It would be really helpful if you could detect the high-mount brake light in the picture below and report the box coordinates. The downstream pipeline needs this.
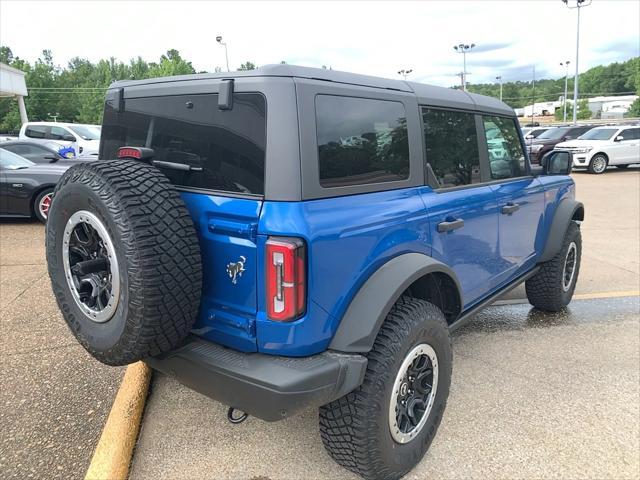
[117,147,142,159]
[266,237,306,322]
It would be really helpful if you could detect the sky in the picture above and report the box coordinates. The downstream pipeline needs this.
[1,0,639,88]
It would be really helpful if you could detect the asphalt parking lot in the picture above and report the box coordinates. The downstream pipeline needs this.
[1,167,638,479]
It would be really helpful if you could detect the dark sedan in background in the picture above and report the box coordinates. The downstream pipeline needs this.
[0,140,65,163]
[0,148,71,223]
[527,125,595,164]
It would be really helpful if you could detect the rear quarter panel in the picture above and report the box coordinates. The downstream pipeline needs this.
[256,187,430,355]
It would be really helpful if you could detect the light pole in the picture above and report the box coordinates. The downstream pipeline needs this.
[398,69,413,80]
[453,43,475,91]
[495,76,503,101]
[560,60,571,122]
[216,35,230,71]
[562,0,592,124]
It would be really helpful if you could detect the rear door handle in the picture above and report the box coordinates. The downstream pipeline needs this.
[437,218,464,233]
[501,203,520,215]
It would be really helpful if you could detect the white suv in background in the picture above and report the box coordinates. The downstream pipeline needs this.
[18,122,101,157]
[555,125,640,174]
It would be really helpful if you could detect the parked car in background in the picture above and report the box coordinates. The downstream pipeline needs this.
[555,125,640,174]
[0,141,65,163]
[18,122,101,157]
[527,125,594,164]
[522,126,551,143]
[0,148,75,222]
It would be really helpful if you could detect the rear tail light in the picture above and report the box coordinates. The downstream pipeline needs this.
[266,237,306,321]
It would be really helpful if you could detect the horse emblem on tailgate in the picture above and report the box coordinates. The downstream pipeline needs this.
[226,256,246,285]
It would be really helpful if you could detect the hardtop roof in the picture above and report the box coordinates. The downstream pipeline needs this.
[109,64,514,116]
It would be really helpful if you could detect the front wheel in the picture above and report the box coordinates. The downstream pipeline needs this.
[588,154,608,174]
[526,221,581,311]
[319,297,452,480]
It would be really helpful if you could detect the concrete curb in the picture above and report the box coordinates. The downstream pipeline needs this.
[85,362,151,480]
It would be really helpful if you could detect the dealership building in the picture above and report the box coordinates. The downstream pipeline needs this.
[0,62,28,123]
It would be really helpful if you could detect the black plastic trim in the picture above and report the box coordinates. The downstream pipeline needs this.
[145,337,367,422]
[449,266,540,332]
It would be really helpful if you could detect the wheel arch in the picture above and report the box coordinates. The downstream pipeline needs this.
[539,198,584,262]
[328,253,462,353]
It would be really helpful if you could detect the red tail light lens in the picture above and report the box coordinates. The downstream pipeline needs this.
[117,147,142,159]
[266,237,306,321]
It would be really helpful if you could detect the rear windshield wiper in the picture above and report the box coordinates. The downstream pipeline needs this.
[151,160,203,172]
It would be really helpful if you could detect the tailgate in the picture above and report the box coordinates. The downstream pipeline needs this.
[181,192,262,352]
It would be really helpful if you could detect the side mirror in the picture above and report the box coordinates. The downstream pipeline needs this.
[615,135,624,142]
[525,134,533,140]
[62,134,76,142]
[541,151,572,175]
[44,154,59,163]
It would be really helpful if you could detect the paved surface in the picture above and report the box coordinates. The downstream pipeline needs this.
[131,297,640,480]
[131,168,640,479]
[0,219,124,479]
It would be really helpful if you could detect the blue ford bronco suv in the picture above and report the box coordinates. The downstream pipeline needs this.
[46,65,583,479]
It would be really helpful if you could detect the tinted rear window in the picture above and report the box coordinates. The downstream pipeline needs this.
[316,95,410,188]
[101,93,266,195]
[25,125,48,139]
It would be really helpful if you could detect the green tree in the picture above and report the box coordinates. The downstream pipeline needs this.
[628,98,640,117]
[237,61,256,71]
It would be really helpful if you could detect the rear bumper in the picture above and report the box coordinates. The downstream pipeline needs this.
[145,337,368,421]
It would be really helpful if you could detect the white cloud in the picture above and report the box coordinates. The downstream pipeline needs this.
[1,0,638,88]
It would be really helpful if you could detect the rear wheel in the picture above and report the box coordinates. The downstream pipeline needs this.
[34,188,54,223]
[319,297,451,480]
[588,154,608,174]
[46,160,202,366]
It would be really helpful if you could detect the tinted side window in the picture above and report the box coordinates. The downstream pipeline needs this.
[482,116,526,180]
[316,95,409,188]
[623,128,639,140]
[49,126,71,140]
[101,93,266,195]
[25,125,47,139]
[423,108,480,188]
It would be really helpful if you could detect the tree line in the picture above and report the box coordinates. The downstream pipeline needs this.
[0,46,638,133]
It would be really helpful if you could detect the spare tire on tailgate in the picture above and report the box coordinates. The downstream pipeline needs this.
[46,160,202,366]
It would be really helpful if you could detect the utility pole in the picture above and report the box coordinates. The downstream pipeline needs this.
[560,60,571,122]
[496,76,503,101]
[216,35,230,71]
[562,0,592,124]
[531,65,536,125]
[453,43,475,91]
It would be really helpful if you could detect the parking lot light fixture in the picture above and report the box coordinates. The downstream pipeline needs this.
[454,43,475,91]
[562,0,592,124]
[560,60,571,122]
[398,69,413,80]
[216,35,230,72]
[496,76,503,101]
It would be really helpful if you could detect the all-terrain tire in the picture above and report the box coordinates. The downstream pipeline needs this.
[319,297,452,480]
[46,160,202,366]
[525,221,581,312]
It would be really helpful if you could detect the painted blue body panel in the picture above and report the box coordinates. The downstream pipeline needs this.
[180,192,262,352]
[180,175,575,357]
[256,187,431,355]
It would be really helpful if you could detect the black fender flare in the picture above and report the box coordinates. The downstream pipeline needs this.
[328,253,462,353]
[539,198,584,262]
